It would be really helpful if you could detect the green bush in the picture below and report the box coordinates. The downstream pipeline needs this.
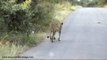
[0,0,74,57]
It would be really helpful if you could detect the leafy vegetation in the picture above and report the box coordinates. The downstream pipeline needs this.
[0,0,107,59]
[0,0,75,58]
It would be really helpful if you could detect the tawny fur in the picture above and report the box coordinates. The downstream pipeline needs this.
[48,20,63,42]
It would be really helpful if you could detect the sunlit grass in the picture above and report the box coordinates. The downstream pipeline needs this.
[53,1,74,22]
[0,44,28,59]
[21,0,31,9]
[53,2,83,22]
[54,10,71,22]
[103,5,107,8]
[0,32,46,59]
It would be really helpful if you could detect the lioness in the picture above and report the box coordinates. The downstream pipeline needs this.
[47,20,63,42]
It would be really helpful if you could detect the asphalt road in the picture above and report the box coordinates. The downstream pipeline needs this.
[21,8,107,59]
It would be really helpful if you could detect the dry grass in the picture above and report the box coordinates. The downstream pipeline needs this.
[0,44,28,59]
[0,32,46,60]
[53,1,73,22]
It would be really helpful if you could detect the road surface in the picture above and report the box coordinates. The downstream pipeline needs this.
[21,8,107,59]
